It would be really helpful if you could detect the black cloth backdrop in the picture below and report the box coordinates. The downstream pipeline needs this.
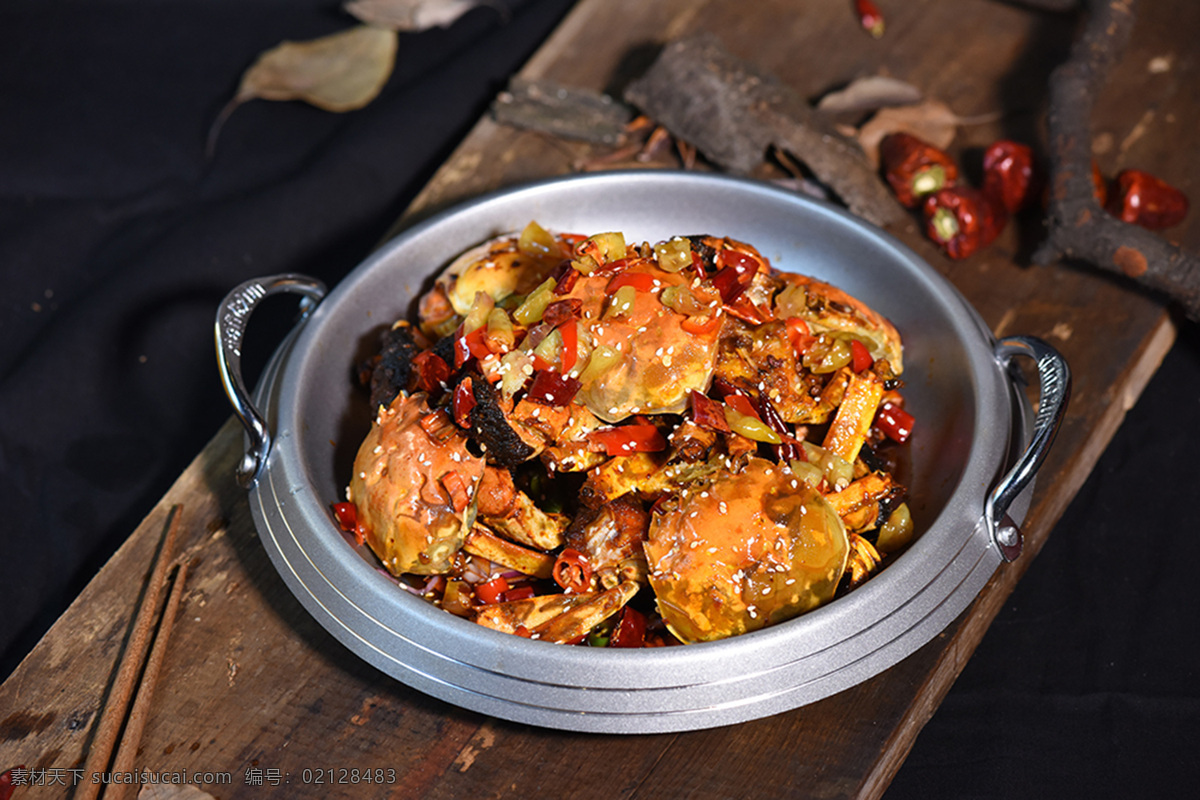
[2,2,1197,796]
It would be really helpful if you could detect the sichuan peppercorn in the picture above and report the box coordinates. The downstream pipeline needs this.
[880,132,959,208]
[982,140,1040,214]
[1106,169,1189,230]
[922,186,1006,260]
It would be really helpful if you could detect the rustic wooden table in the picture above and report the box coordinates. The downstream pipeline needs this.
[3,1,1196,797]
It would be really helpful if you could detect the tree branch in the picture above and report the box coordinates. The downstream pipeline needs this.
[1032,0,1200,320]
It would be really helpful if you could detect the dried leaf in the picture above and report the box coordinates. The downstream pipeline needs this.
[856,99,1000,167]
[235,25,398,111]
[816,76,922,114]
[345,0,500,31]
[208,25,398,155]
[137,785,217,800]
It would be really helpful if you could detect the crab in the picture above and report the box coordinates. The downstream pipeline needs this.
[343,222,914,646]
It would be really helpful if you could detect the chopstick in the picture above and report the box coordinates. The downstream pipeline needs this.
[77,505,189,800]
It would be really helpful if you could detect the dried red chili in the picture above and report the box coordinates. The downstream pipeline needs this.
[854,0,885,38]
[609,606,647,648]
[690,390,731,432]
[880,132,959,208]
[412,350,452,393]
[1092,160,1108,206]
[922,186,1006,259]
[710,249,759,304]
[1,765,24,800]
[452,379,476,428]
[1106,169,1189,230]
[982,140,1040,214]
[542,298,582,327]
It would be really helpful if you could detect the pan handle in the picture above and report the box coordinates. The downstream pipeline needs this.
[215,274,327,488]
[985,335,1071,562]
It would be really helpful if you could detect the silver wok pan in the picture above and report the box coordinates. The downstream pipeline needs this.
[216,171,1068,733]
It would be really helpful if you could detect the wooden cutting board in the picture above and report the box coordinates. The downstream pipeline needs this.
[3,0,1195,797]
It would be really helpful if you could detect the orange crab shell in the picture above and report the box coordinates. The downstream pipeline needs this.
[564,258,724,422]
[349,393,486,575]
[644,457,849,644]
[773,272,904,374]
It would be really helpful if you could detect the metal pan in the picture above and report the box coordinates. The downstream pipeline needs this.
[216,171,1068,733]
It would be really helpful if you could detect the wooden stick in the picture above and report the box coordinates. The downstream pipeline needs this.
[75,505,185,800]
[104,561,189,800]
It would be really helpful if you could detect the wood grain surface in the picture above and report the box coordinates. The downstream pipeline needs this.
[3,0,1196,797]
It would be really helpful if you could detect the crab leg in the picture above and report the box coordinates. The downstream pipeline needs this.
[474,581,639,643]
[462,524,555,579]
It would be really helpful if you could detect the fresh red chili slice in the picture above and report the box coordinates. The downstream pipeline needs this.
[454,326,491,368]
[723,392,761,421]
[1106,169,1189,230]
[606,271,660,294]
[690,390,731,432]
[476,576,510,605]
[875,401,915,443]
[412,350,452,393]
[849,339,874,373]
[553,548,593,593]
[331,501,357,532]
[785,317,816,357]
[440,470,471,513]
[679,312,722,335]
[609,606,647,648]
[558,320,578,372]
[502,585,536,602]
[527,369,581,406]
[587,423,667,455]
[691,250,708,278]
[452,379,476,428]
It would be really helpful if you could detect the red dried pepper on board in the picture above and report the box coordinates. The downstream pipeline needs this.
[855,0,885,38]
[982,140,1040,214]
[1092,160,1108,207]
[922,186,1006,260]
[880,132,959,208]
[1105,169,1189,230]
